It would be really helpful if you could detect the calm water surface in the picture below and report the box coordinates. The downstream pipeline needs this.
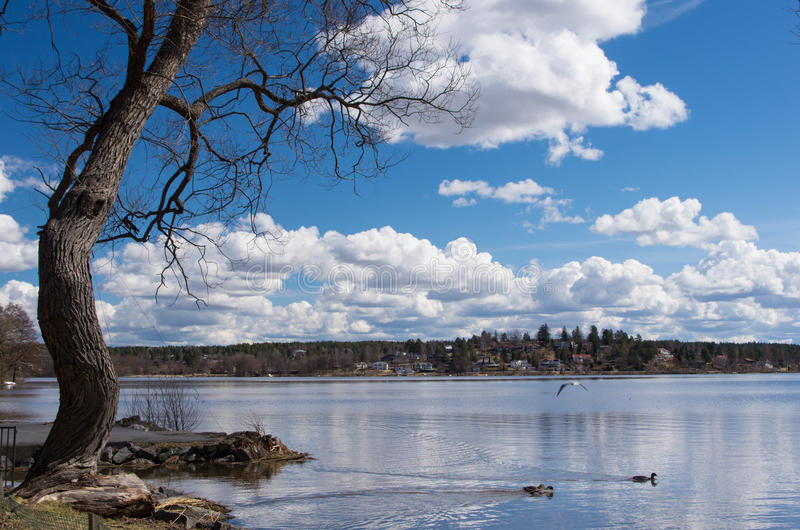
[2,374,799,528]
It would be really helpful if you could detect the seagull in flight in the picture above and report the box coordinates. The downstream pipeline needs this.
[555,381,588,397]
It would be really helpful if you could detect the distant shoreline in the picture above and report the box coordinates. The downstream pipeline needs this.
[108,368,793,379]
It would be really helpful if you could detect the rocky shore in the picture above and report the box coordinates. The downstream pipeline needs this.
[101,429,308,468]
[6,418,309,528]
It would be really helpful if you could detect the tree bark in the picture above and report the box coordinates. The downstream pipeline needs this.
[16,1,211,499]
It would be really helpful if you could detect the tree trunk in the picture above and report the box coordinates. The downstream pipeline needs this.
[16,1,211,499]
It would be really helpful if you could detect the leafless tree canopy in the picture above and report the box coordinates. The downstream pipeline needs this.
[8,0,475,289]
[0,303,41,382]
[5,1,475,497]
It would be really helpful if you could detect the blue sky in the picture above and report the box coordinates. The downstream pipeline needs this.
[1,1,799,345]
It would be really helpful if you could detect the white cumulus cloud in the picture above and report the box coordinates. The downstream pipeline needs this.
[0,214,38,272]
[382,0,688,163]
[0,158,16,201]
[0,280,39,322]
[68,212,800,345]
[591,196,758,247]
[438,178,583,229]
[452,197,477,208]
[438,179,493,198]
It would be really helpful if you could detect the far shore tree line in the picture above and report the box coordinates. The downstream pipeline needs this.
[14,321,800,378]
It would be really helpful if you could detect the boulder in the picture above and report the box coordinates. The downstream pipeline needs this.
[133,445,159,461]
[127,458,156,467]
[100,446,114,463]
[112,446,134,465]
[156,448,181,464]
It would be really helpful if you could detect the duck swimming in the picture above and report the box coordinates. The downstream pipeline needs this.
[523,484,554,497]
[630,473,658,482]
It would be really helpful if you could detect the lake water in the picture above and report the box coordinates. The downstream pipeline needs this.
[2,374,800,528]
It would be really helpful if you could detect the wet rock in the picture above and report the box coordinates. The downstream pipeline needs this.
[133,445,159,461]
[100,446,115,463]
[214,455,235,463]
[158,486,185,497]
[127,458,156,467]
[115,415,166,432]
[112,446,134,465]
[156,448,181,464]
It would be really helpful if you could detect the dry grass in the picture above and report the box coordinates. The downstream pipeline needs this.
[156,495,229,514]
[0,499,175,529]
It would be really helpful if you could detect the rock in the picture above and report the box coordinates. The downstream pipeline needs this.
[156,448,181,464]
[100,446,114,463]
[162,455,181,465]
[133,445,159,461]
[201,444,220,459]
[112,446,134,465]
[158,486,185,497]
[115,415,166,432]
[154,507,200,529]
[217,432,295,462]
[36,472,155,517]
[214,455,235,463]
[127,458,156,467]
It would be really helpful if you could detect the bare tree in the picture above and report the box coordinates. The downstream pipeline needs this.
[4,1,473,498]
[0,303,41,383]
[123,378,201,431]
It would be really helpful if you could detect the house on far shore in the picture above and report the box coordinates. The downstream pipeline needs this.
[414,362,434,372]
[572,354,592,365]
[355,361,369,371]
[291,349,306,359]
[656,348,673,362]
[540,359,562,371]
[372,361,389,371]
[510,359,532,371]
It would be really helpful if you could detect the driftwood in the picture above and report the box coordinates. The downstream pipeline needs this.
[35,472,155,517]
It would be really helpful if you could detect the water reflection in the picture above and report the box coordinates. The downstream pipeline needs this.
[136,460,301,488]
[3,375,800,528]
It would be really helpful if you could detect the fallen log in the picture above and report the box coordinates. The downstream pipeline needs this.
[35,472,155,517]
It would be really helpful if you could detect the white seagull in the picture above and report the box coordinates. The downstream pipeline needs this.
[555,381,588,397]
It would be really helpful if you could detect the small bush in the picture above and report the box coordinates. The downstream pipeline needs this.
[122,379,201,431]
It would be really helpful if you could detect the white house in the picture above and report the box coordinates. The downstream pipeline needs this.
[656,348,673,362]
[510,360,532,370]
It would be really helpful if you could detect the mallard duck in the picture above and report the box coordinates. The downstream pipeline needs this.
[523,484,554,497]
[630,473,657,482]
